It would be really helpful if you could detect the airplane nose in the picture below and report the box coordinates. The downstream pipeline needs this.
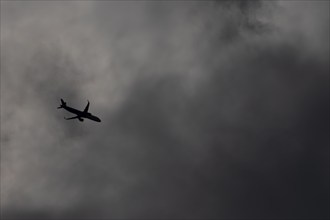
[91,115,101,122]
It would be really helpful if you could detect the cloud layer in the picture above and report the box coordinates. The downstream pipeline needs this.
[1,1,329,219]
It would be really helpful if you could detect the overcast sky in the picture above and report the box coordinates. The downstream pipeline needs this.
[1,1,329,219]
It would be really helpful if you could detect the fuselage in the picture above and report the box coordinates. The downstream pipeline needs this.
[63,106,101,122]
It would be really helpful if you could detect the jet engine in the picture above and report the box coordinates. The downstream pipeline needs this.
[79,118,84,122]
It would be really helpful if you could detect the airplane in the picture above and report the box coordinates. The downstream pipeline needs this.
[57,99,101,122]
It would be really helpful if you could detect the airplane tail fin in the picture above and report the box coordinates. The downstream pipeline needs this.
[57,99,66,109]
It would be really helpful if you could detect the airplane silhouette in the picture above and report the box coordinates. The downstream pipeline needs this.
[57,99,101,122]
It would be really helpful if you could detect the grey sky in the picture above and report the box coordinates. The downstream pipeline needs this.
[1,1,329,219]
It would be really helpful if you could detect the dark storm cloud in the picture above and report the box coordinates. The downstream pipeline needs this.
[1,1,329,220]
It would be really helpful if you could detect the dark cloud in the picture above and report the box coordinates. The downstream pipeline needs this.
[1,1,329,219]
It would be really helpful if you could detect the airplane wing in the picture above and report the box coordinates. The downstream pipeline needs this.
[83,100,90,113]
[64,116,79,120]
